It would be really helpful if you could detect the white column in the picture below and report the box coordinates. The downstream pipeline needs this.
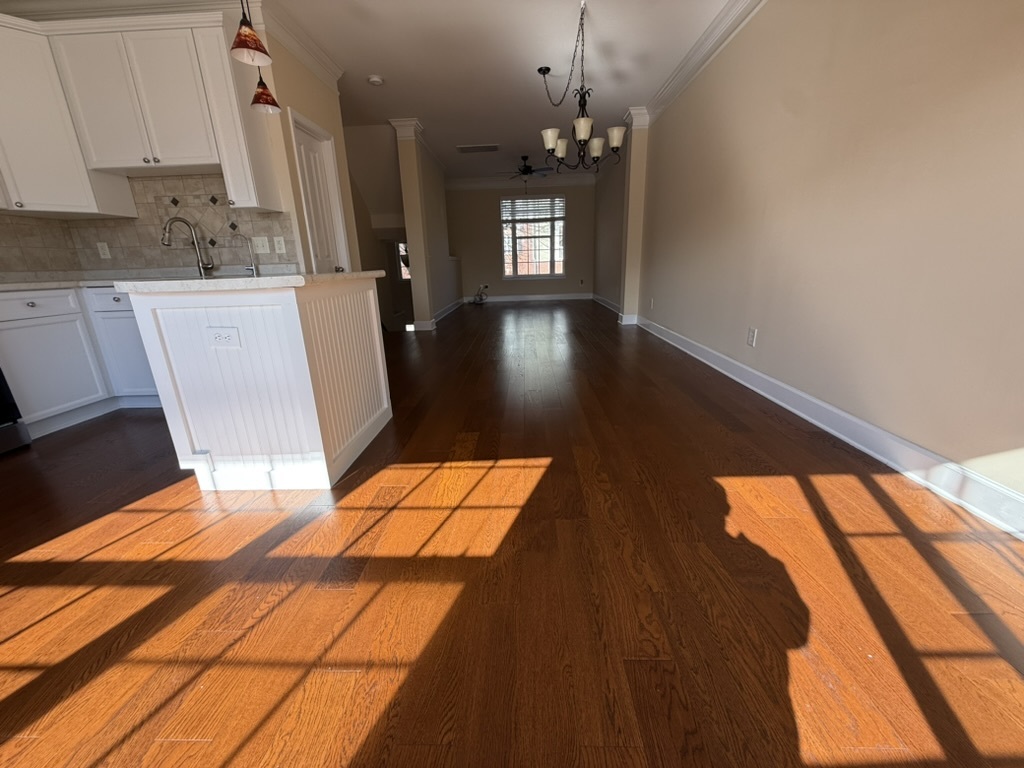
[390,118,435,331]
[618,107,650,325]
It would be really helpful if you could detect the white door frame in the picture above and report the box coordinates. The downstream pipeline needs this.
[286,107,351,273]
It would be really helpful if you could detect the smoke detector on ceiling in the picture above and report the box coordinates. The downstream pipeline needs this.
[367,75,385,86]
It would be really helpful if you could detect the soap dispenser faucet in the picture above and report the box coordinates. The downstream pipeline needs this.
[161,216,213,278]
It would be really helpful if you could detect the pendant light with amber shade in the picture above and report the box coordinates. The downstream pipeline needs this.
[229,0,281,114]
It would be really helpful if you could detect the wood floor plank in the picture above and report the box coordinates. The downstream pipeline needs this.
[2,301,1024,767]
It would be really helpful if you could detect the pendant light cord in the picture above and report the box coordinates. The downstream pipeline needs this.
[542,0,587,107]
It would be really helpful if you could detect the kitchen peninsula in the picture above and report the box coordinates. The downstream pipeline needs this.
[115,271,391,491]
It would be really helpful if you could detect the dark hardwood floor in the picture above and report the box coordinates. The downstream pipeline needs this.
[1,300,1023,767]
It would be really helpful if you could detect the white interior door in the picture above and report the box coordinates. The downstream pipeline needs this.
[289,110,351,274]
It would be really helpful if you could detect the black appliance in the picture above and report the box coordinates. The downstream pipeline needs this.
[0,366,30,454]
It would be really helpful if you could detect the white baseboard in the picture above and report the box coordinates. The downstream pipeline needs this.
[619,313,638,326]
[433,298,463,322]
[26,395,162,439]
[593,294,621,313]
[412,319,437,332]
[637,316,1024,539]
[462,292,594,304]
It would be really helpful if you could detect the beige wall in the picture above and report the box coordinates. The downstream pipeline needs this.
[640,0,1024,492]
[267,33,361,271]
[593,160,626,309]
[419,148,460,317]
[447,184,595,299]
[345,125,404,229]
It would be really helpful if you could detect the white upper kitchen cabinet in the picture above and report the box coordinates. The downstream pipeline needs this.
[194,20,283,212]
[0,21,135,216]
[52,28,220,172]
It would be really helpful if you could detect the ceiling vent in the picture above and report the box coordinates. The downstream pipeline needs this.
[456,144,500,154]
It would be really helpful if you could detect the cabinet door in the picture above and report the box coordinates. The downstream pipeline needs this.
[0,26,98,213]
[51,33,152,170]
[92,310,157,396]
[193,26,282,211]
[123,29,219,167]
[0,314,108,422]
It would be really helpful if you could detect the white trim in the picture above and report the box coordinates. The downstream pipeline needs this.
[3,3,231,23]
[433,298,462,322]
[647,0,766,123]
[592,294,620,313]
[389,118,423,141]
[262,4,344,93]
[26,395,161,439]
[463,292,593,304]
[624,107,651,128]
[287,108,352,274]
[618,313,638,326]
[446,175,596,191]
[636,316,1024,539]
[413,319,436,332]
[39,11,224,32]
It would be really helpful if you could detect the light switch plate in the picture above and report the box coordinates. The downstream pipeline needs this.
[97,242,111,259]
[274,236,286,254]
[252,236,270,254]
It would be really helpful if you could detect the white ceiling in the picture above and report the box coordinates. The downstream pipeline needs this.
[0,0,751,178]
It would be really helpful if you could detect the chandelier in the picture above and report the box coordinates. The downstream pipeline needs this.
[538,0,626,172]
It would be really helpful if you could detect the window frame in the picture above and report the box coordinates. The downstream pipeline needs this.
[500,195,566,280]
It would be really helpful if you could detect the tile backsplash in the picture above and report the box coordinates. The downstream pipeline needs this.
[0,173,298,281]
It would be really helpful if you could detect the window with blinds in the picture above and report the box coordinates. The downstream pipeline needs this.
[500,195,565,278]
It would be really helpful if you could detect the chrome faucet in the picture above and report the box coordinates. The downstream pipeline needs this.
[161,216,213,279]
[231,233,258,277]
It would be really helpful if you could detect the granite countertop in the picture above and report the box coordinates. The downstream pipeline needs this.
[0,268,378,294]
[114,271,387,293]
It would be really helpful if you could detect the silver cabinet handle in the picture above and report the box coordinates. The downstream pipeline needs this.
[228,200,235,206]
[14,202,23,208]
[26,301,36,307]
[153,157,161,164]
[112,296,122,302]
[143,157,151,164]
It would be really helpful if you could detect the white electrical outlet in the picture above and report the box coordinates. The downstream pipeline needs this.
[274,236,286,254]
[206,326,241,348]
[97,242,111,259]
[252,236,270,254]
[747,327,758,347]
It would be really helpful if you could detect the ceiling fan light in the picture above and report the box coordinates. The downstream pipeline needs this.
[588,137,605,160]
[230,14,272,67]
[541,128,561,153]
[607,125,626,149]
[573,117,593,143]
[555,138,569,159]
[250,71,281,114]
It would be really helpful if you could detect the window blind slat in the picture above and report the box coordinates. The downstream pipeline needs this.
[500,196,566,221]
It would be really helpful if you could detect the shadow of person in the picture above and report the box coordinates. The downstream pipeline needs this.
[649,479,810,767]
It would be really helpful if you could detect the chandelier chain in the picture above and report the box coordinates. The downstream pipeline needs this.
[543,1,587,107]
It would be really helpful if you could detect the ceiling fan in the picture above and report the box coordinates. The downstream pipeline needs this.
[506,155,551,181]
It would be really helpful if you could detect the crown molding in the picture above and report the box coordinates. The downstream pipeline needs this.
[647,0,766,123]
[389,119,424,141]
[262,2,344,94]
[38,11,223,33]
[625,107,650,129]
[0,0,234,21]
[446,174,596,191]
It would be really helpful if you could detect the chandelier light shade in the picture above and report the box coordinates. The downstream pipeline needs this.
[230,0,272,67]
[250,68,281,114]
[538,0,626,172]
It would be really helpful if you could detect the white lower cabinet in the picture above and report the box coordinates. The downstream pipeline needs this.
[0,303,108,423]
[89,308,157,396]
